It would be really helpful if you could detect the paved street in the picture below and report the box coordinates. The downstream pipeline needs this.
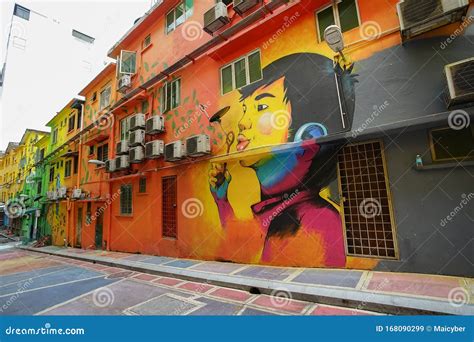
[0,248,381,316]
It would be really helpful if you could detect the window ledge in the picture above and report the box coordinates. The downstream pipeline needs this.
[413,160,474,171]
[141,43,153,54]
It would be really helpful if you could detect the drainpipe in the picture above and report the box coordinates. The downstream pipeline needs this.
[106,112,114,251]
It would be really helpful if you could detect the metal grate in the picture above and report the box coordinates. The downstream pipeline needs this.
[338,141,397,258]
[120,184,133,215]
[400,0,442,26]
[162,176,177,239]
[139,177,147,193]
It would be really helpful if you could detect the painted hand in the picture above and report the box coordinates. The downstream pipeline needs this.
[209,163,231,200]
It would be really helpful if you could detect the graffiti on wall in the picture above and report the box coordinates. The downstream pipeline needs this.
[208,53,356,267]
[46,202,67,246]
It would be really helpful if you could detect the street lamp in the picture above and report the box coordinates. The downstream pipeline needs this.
[88,159,106,166]
[324,25,346,61]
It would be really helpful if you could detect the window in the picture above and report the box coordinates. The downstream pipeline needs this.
[49,167,55,183]
[37,181,42,195]
[430,125,474,162]
[142,34,151,49]
[76,110,82,129]
[139,177,147,193]
[39,149,45,161]
[217,0,232,5]
[97,143,109,163]
[160,79,181,113]
[73,155,79,174]
[120,184,133,215]
[120,117,131,140]
[86,202,92,225]
[64,160,72,178]
[316,0,360,42]
[72,29,95,44]
[52,128,58,144]
[118,50,137,75]
[68,114,76,132]
[14,4,30,20]
[166,0,194,34]
[88,145,94,156]
[99,86,111,110]
[91,92,97,102]
[220,50,262,95]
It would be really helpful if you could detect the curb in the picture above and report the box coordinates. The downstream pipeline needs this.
[19,246,474,316]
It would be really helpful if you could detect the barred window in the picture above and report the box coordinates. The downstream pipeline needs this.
[139,177,147,193]
[120,184,133,215]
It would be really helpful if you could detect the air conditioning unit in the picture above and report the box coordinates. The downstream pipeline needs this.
[129,129,145,147]
[105,159,116,173]
[72,188,83,199]
[397,0,469,41]
[203,2,230,35]
[116,140,129,155]
[118,74,132,93]
[164,141,185,162]
[48,191,58,201]
[233,0,261,16]
[445,57,474,107]
[116,155,130,170]
[145,116,165,134]
[129,146,145,163]
[186,134,211,157]
[130,113,146,131]
[145,140,164,159]
[57,187,67,199]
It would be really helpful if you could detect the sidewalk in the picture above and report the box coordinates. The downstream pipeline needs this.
[19,245,473,315]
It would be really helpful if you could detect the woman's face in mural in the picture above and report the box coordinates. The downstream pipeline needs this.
[237,77,291,166]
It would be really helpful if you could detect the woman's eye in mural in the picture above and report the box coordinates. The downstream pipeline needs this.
[257,104,268,111]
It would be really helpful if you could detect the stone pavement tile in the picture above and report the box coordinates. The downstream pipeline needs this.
[366,272,461,299]
[163,259,200,268]
[0,256,62,275]
[132,273,159,282]
[249,295,308,314]
[101,267,124,274]
[178,281,214,293]
[191,262,246,274]
[0,266,103,296]
[291,269,363,288]
[42,279,174,315]
[3,277,117,315]
[208,287,253,302]
[240,307,279,316]
[153,277,184,286]
[139,256,174,265]
[127,294,201,315]
[235,266,294,281]
[187,297,243,315]
[0,265,69,286]
[310,305,378,316]
[123,255,152,262]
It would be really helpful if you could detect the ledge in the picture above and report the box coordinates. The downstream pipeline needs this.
[413,160,474,171]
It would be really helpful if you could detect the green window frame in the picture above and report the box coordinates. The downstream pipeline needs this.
[316,0,360,42]
[120,117,131,141]
[166,0,194,34]
[160,79,181,113]
[220,50,262,95]
[139,177,147,193]
[120,184,133,215]
[64,160,72,178]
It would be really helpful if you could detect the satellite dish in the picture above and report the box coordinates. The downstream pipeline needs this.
[324,25,344,53]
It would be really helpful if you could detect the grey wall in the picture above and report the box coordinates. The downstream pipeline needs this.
[376,130,474,277]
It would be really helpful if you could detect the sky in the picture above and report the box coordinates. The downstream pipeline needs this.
[0,0,152,148]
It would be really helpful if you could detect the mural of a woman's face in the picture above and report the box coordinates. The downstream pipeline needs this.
[237,77,291,166]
